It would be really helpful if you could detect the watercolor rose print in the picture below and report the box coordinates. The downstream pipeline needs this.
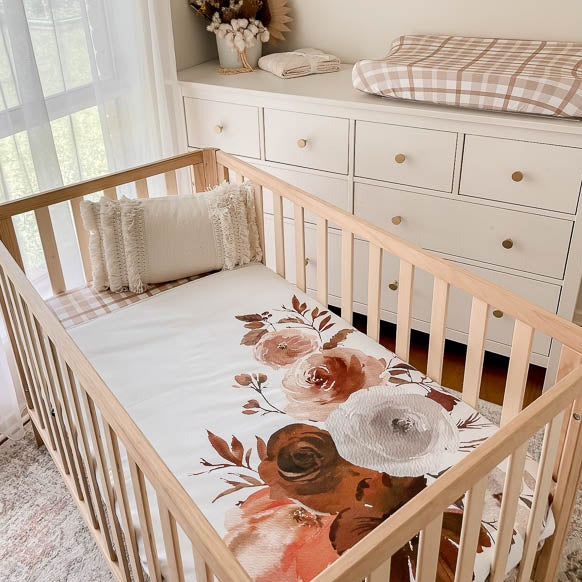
[192,294,517,581]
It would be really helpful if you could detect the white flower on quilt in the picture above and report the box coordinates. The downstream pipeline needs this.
[325,387,460,477]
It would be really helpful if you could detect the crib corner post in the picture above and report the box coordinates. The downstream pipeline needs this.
[201,148,220,189]
[533,346,582,581]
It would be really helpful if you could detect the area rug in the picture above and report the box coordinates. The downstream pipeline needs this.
[1,405,581,581]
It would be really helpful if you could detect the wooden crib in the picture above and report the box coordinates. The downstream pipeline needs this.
[1,148,581,582]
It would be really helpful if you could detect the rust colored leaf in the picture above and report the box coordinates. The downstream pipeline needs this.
[318,314,332,331]
[311,306,319,319]
[244,321,264,329]
[322,328,354,350]
[212,484,247,503]
[207,431,238,464]
[299,302,307,314]
[256,436,267,461]
[230,436,244,462]
[237,473,263,486]
[277,316,303,324]
[257,373,267,384]
[241,328,267,346]
[236,313,263,322]
[243,399,260,409]
[426,388,459,412]
[244,448,252,467]
[292,295,301,312]
[242,409,257,415]
[388,377,408,385]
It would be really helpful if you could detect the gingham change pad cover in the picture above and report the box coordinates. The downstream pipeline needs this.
[69,264,554,581]
[353,35,582,118]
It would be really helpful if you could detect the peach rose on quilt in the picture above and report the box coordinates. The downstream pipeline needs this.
[224,488,338,582]
[281,347,386,421]
[254,329,319,368]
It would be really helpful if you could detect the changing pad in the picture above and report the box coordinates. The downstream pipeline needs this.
[69,264,554,581]
[353,34,582,118]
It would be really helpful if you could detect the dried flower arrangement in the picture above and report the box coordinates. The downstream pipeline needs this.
[189,0,291,72]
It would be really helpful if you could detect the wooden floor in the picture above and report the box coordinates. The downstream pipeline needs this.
[345,310,546,407]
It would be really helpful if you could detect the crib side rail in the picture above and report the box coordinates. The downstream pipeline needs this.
[0,236,251,582]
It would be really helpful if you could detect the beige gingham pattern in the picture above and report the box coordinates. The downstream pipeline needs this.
[46,276,200,330]
[353,35,582,117]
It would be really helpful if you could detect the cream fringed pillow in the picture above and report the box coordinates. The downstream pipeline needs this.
[80,198,129,292]
[119,182,262,293]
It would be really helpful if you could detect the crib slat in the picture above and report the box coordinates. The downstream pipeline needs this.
[165,171,179,195]
[367,244,382,341]
[129,460,162,582]
[427,278,450,383]
[105,425,145,582]
[341,230,354,324]
[46,338,97,526]
[69,197,92,283]
[294,205,306,292]
[62,363,115,557]
[454,477,488,582]
[462,298,489,408]
[253,183,266,263]
[490,321,534,580]
[0,217,24,268]
[395,260,414,361]
[83,391,131,578]
[159,501,185,582]
[192,163,206,192]
[216,162,229,183]
[416,514,444,582]
[235,172,244,185]
[367,558,390,582]
[104,187,117,200]
[316,216,328,306]
[135,178,149,199]
[193,545,214,582]
[273,192,285,277]
[34,207,66,295]
[517,412,564,581]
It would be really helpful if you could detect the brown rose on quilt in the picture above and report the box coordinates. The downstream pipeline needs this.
[224,487,338,582]
[254,328,320,368]
[258,423,426,516]
[281,347,386,421]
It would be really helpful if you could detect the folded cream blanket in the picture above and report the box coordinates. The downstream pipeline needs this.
[258,48,341,79]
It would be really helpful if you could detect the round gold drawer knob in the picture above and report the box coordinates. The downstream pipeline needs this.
[304,257,310,266]
[394,153,406,164]
[502,238,514,250]
[511,171,524,182]
[492,309,504,319]
[391,215,402,225]
[297,138,308,149]
[388,281,399,291]
[214,125,223,134]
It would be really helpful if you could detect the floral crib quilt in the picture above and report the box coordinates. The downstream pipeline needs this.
[68,264,553,582]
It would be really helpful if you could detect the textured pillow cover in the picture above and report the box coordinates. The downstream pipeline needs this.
[120,182,262,293]
[80,198,129,292]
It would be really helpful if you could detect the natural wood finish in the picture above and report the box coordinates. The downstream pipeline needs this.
[341,230,354,324]
[104,187,117,200]
[416,515,443,582]
[252,183,265,263]
[165,171,179,195]
[395,260,414,361]
[70,197,92,282]
[34,207,66,295]
[129,460,162,582]
[294,204,306,292]
[135,178,149,199]
[2,150,582,582]
[316,216,328,306]
[272,192,285,278]
[462,298,489,408]
[159,500,185,582]
[193,163,206,192]
[366,244,382,341]
[426,278,450,383]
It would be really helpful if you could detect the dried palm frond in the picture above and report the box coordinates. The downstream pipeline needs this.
[263,0,292,43]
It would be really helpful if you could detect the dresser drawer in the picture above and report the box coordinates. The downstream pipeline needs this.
[460,135,582,214]
[257,164,349,224]
[264,109,349,174]
[355,121,457,192]
[354,183,572,279]
[184,98,260,158]
[352,243,559,356]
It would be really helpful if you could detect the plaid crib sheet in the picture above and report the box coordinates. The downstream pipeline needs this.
[46,276,200,329]
[352,35,582,118]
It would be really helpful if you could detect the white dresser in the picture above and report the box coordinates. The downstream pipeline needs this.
[178,61,582,375]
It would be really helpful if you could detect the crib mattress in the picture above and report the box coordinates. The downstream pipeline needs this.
[68,264,553,581]
[352,34,582,118]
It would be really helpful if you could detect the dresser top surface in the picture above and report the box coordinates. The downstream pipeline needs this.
[178,61,582,136]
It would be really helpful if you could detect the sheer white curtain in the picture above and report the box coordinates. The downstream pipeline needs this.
[0,0,179,439]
